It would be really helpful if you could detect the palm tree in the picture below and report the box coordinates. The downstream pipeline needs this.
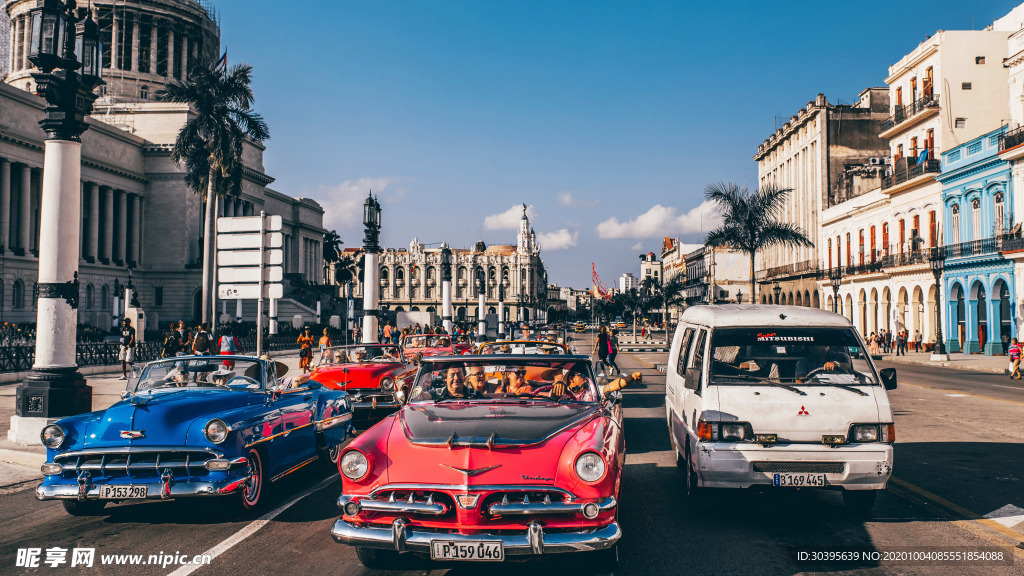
[658,273,686,334]
[157,62,270,324]
[322,230,343,282]
[704,182,814,304]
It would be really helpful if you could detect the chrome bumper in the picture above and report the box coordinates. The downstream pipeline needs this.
[37,472,248,501]
[331,518,621,556]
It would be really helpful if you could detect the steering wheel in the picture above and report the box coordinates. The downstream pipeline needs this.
[226,376,260,389]
[802,365,852,379]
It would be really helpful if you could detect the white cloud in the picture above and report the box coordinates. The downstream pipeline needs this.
[484,204,538,230]
[558,192,599,208]
[537,229,579,251]
[314,177,398,232]
[631,242,644,250]
[595,200,722,239]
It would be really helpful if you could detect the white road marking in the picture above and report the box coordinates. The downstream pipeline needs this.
[984,504,1024,528]
[945,394,968,397]
[989,384,1024,392]
[166,475,338,576]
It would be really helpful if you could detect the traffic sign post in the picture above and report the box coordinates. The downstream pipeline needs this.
[217,212,284,357]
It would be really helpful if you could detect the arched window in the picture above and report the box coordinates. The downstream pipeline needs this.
[102,285,110,310]
[0,281,4,311]
[13,279,24,309]
[994,192,1005,236]
[380,267,389,281]
[971,198,981,241]
[86,284,95,310]
[395,267,404,281]
[951,204,960,243]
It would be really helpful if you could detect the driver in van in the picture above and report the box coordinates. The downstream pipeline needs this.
[794,346,853,382]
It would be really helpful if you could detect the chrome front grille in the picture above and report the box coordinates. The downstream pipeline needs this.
[752,461,845,474]
[54,447,222,477]
[362,489,455,516]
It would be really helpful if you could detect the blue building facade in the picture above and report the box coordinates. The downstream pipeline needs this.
[938,127,1014,355]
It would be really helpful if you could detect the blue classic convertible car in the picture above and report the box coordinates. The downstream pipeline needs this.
[36,355,352,515]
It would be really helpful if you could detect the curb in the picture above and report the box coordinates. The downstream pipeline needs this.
[620,347,669,353]
[654,364,668,374]
[880,355,1007,375]
[0,448,45,469]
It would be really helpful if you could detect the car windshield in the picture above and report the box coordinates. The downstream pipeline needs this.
[318,345,403,366]
[709,327,879,386]
[477,341,569,355]
[404,335,452,348]
[408,357,599,404]
[132,357,265,392]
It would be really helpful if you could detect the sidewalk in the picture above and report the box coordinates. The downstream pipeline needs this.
[880,351,1009,375]
[0,350,305,488]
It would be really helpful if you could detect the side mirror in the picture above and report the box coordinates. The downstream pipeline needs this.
[879,367,897,390]
[604,390,623,406]
[684,367,701,391]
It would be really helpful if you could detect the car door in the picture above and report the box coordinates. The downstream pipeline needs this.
[666,326,691,420]
[680,328,708,452]
[270,383,318,476]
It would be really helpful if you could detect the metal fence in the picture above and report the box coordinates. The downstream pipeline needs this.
[0,335,300,374]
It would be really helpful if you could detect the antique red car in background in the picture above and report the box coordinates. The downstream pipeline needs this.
[309,344,417,424]
[331,355,623,569]
[401,334,474,356]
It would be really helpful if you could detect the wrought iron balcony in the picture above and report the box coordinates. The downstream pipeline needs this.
[1002,234,1024,252]
[879,93,939,132]
[882,159,941,190]
[999,125,1024,153]
[756,259,819,281]
[943,236,1003,260]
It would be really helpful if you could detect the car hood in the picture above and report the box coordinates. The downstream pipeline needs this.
[385,403,598,485]
[82,389,263,448]
[712,384,884,442]
[312,364,401,389]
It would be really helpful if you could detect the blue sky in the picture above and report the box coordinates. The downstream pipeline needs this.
[217,0,1021,288]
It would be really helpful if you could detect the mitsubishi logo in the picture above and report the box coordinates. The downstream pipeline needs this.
[439,464,502,477]
[797,406,810,416]
[120,430,145,439]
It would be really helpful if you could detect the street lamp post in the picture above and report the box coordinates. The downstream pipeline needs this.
[929,247,950,361]
[476,274,487,342]
[440,243,453,335]
[736,289,743,304]
[361,193,382,344]
[12,0,102,443]
[772,282,782,305]
[497,281,506,338]
[830,267,842,314]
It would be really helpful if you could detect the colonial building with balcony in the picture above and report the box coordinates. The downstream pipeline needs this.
[938,127,1013,355]
[753,90,889,307]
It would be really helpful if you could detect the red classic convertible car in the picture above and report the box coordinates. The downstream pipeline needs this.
[401,334,474,356]
[309,345,417,424]
[331,355,623,568]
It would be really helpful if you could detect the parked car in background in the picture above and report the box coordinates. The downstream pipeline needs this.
[331,355,624,568]
[37,356,352,515]
[476,340,571,355]
[401,334,472,357]
[310,345,417,423]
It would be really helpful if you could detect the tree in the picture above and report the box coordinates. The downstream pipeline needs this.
[323,230,343,282]
[704,182,814,303]
[157,62,270,324]
[658,273,687,330]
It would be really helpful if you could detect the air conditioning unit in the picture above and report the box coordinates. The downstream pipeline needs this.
[869,157,882,165]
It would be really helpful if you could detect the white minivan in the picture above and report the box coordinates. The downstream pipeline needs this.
[665,305,897,513]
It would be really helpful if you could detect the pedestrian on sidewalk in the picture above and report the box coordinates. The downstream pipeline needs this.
[896,330,906,356]
[160,324,179,359]
[119,318,136,379]
[914,330,922,353]
[217,325,243,369]
[297,326,315,371]
[176,320,193,358]
[319,327,333,358]
[1009,338,1022,379]
[607,329,620,376]
[595,326,610,376]
[1001,331,1010,356]
[192,323,212,356]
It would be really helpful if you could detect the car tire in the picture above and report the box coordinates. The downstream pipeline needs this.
[355,547,396,569]
[843,489,878,517]
[62,500,106,516]
[241,447,267,511]
[683,441,705,506]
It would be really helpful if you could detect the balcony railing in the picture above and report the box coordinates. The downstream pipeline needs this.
[1002,235,1024,252]
[882,159,941,190]
[943,236,1003,259]
[756,259,819,281]
[999,125,1024,153]
[879,93,939,132]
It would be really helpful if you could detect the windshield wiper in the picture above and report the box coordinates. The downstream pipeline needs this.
[713,374,807,396]
[819,382,869,396]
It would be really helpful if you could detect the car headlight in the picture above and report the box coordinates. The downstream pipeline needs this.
[850,424,893,443]
[380,377,394,391]
[340,450,370,480]
[41,425,65,449]
[574,452,606,483]
[205,419,229,444]
[720,423,748,442]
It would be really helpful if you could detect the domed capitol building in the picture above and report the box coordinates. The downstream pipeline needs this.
[0,0,326,330]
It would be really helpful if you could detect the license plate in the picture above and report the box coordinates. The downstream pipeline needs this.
[98,485,148,499]
[430,540,504,561]
[773,473,827,487]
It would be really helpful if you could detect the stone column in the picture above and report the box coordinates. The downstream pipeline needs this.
[180,36,188,80]
[111,13,120,70]
[115,190,127,264]
[130,16,140,71]
[167,28,175,78]
[18,164,31,253]
[0,159,9,252]
[149,21,158,72]
[102,186,114,263]
[86,183,99,262]
[128,193,140,265]
[362,252,380,343]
